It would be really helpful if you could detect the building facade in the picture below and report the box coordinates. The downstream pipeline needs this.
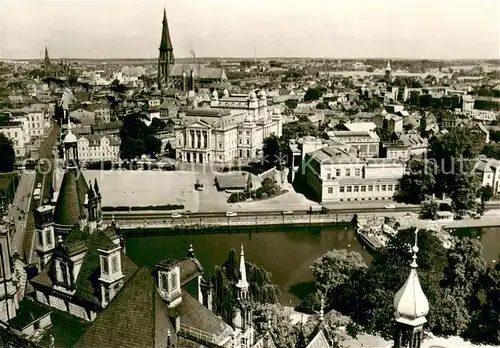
[0,122,26,157]
[77,134,120,163]
[302,146,404,203]
[174,90,282,163]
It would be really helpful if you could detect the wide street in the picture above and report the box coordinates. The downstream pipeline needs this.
[9,170,35,255]
[18,123,59,265]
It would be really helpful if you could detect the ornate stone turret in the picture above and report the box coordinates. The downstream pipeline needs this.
[234,245,253,347]
[393,229,429,348]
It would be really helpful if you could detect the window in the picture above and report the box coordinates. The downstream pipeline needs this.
[381,185,386,191]
[239,139,242,144]
[336,169,341,177]
[345,169,351,177]
[354,186,359,192]
[38,231,43,246]
[346,186,352,193]
[170,272,177,291]
[33,321,40,331]
[246,139,250,145]
[375,185,380,191]
[368,185,373,192]
[395,185,399,191]
[328,187,333,194]
[326,173,331,180]
[361,186,366,192]
[101,257,109,274]
[104,288,110,302]
[46,231,52,246]
[339,186,345,193]
[111,256,118,273]
[355,169,360,176]
[388,184,393,191]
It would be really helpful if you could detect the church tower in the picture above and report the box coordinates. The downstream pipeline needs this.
[393,229,429,348]
[44,45,51,73]
[234,245,254,348]
[157,8,175,89]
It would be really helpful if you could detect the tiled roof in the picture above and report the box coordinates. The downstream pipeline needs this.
[92,121,122,131]
[305,330,330,348]
[253,336,277,348]
[32,227,137,306]
[178,258,204,286]
[53,168,90,228]
[178,290,233,342]
[74,267,173,348]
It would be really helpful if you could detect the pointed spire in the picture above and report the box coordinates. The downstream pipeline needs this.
[159,8,174,52]
[319,297,324,322]
[94,178,100,196]
[88,180,95,199]
[111,214,116,226]
[187,243,195,258]
[236,244,249,292]
[44,45,51,66]
[386,59,391,72]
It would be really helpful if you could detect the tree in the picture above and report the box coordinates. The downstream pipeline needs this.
[396,159,436,204]
[164,141,175,159]
[262,135,285,169]
[211,249,282,325]
[311,250,366,296]
[479,185,494,203]
[419,115,427,137]
[366,66,374,72]
[119,113,162,159]
[449,173,479,214]
[252,303,297,348]
[375,127,392,142]
[0,134,15,173]
[284,99,298,110]
[304,88,322,102]
[420,200,439,220]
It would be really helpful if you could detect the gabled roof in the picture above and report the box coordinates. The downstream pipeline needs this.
[306,329,330,348]
[74,267,174,348]
[53,168,90,228]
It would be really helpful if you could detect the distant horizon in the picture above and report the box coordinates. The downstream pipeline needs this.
[1,0,498,60]
[3,57,499,63]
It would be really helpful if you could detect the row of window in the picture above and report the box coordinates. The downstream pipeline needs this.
[327,184,399,194]
[325,168,362,180]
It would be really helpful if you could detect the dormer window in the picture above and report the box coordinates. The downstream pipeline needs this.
[101,257,109,274]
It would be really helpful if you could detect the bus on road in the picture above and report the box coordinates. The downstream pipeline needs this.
[33,187,41,201]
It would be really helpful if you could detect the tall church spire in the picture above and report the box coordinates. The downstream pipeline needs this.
[393,229,429,348]
[44,45,51,67]
[159,8,174,52]
[157,8,175,89]
[236,244,249,299]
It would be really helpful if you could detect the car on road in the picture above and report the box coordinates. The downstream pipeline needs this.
[226,212,238,217]
[282,210,294,215]
[384,204,396,209]
[171,213,182,218]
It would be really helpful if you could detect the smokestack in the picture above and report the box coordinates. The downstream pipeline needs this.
[190,49,196,65]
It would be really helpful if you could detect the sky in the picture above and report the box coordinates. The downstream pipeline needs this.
[0,0,499,60]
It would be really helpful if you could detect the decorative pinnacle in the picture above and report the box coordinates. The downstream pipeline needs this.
[410,229,419,268]
[319,297,325,322]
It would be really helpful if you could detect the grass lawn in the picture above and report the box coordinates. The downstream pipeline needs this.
[0,172,18,190]
[38,308,90,348]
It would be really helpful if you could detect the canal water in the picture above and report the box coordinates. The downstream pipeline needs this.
[125,225,499,305]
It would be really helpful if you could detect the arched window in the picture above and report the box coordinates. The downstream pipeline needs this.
[111,256,118,273]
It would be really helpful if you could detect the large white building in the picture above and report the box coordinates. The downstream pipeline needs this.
[174,90,282,163]
[77,134,120,163]
[302,146,405,203]
[0,122,26,157]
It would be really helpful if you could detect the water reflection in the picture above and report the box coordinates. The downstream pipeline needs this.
[125,225,498,305]
[125,225,371,305]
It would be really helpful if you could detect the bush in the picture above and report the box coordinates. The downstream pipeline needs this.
[102,204,184,212]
